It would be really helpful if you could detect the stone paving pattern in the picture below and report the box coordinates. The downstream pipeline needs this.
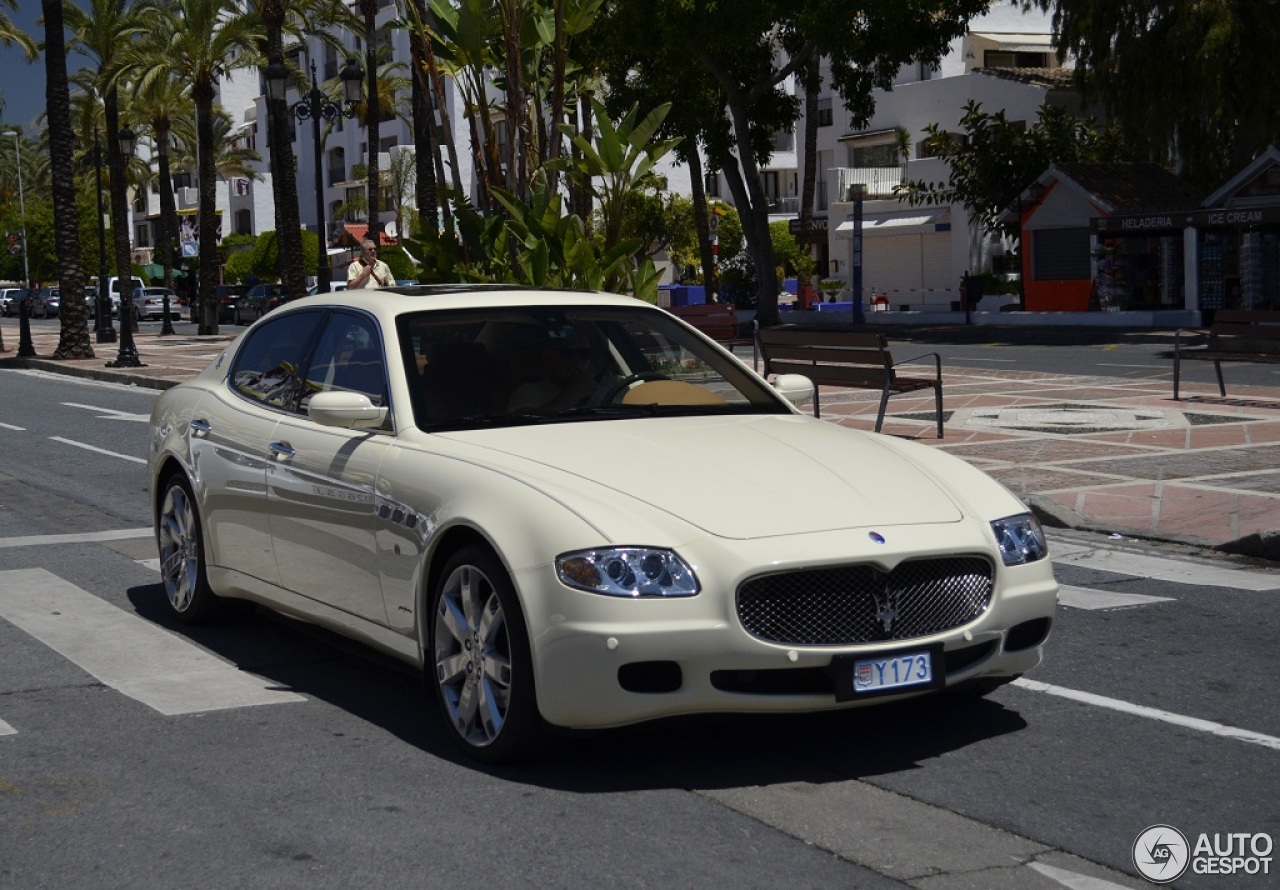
[4,319,1279,560]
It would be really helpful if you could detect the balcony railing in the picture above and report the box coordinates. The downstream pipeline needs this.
[833,167,903,202]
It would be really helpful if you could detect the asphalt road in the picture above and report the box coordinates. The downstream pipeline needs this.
[1,368,1277,889]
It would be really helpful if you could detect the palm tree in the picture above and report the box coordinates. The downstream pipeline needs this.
[65,0,152,339]
[140,0,259,334]
[402,0,439,233]
[248,0,357,296]
[42,0,92,358]
[131,74,193,302]
[355,0,381,225]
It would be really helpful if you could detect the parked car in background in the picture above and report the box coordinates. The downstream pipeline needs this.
[30,286,60,318]
[305,282,348,296]
[131,286,183,321]
[147,285,1059,763]
[0,287,30,317]
[104,277,146,318]
[231,283,289,324]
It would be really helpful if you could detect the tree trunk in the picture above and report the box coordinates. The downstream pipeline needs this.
[361,2,380,228]
[799,56,819,249]
[685,139,715,296]
[265,23,306,296]
[195,82,219,335]
[43,0,91,358]
[156,125,179,300]
[409,0,438,234]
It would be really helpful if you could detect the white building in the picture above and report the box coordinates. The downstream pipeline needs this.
[703,5,1079,310]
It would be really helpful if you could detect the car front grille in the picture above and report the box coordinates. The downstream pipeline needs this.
[736,557,994,645]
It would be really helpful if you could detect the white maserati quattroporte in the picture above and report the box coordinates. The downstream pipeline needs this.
[148,285,1058,762]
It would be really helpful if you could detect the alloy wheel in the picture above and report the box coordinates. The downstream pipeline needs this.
[433,563,514,749]
[157,482,201,613]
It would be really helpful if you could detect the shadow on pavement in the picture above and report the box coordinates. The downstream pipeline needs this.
[127,580,1030,791]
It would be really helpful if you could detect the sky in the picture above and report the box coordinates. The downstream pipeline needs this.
[0,4,89,133]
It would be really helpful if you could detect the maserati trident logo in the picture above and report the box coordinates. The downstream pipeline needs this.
[872,585,901,633]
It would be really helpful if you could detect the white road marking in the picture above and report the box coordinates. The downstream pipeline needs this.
[1057,585,1174,610]
[0,527,152,549]
[0,718,15,737]
[0,422,25,431]
[47,436,147,464]
[1028,862,1137,889]
[1049,538,1279,590]
[1013,678,1280,751]
[60,402,151,422]
[0,568,304,715]
[943,356,1018,362]
[1095,363,1163,369]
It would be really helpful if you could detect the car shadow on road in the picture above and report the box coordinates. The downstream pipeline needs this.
[127,581,1031,790]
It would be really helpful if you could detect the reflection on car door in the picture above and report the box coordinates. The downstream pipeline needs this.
[196,310,327,586]
[267,311,392,625]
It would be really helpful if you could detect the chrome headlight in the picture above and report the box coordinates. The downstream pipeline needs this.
[556,547,700,598]
[991,513,1049,566]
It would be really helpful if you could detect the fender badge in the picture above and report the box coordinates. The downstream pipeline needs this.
[868,532,886,544]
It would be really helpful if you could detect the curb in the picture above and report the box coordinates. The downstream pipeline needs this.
[0,356,179,391]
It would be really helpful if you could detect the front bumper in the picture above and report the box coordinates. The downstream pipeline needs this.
[517,524,1059,730]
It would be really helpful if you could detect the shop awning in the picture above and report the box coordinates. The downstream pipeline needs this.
[835,211,949,237]
[969,31,1055,53]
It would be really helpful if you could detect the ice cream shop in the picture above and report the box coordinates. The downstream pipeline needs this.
[1016,147,1280,317]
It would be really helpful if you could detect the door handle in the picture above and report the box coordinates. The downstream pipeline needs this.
[268,441,296,460]
[190,418,211,437]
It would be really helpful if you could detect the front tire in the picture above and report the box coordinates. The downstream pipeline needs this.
[428,545,546,763]
[156,474,250,624]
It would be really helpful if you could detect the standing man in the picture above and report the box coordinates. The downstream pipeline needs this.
[347,238,394,289]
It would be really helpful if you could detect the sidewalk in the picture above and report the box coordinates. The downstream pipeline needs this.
[4,319,1279,562]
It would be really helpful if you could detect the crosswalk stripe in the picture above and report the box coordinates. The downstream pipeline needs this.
[0,568,304,716]
[1049,538,1279,590]
[1057,585,1174,610]
[0,718,15,737]
[0,527,153,549]
[1013,678,1280,751]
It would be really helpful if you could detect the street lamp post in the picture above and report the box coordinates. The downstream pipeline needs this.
[107,124,144,369]
[2,129,35,357]
[266,58,363,293]
[93,130,117,343]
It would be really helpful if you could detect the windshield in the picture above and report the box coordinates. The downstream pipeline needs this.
[397,304,788,431]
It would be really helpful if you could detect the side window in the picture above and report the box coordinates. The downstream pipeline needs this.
[229,311,324,409]
[301,312,388,411]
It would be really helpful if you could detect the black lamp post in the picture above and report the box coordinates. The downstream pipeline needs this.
[107,123,144,369]
[92,130,117,343]
[266,58,363,293]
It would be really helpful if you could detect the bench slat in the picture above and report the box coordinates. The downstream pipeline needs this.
[1173,310,1280,398]
[757,327,942,436]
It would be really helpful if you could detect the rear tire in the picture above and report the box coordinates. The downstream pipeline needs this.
[428,545,547,763]
[156,474,251,624]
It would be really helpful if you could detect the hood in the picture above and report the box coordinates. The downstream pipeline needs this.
[438,415,963,539]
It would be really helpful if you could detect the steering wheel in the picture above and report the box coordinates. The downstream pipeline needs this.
[602,371,670,404]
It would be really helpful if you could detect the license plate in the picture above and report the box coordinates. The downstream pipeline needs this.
[834,644,944,701]
[853,651,932,692]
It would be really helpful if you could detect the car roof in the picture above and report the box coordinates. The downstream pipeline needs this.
[270,285,647,322]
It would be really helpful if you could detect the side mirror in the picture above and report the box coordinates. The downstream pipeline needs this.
[772,373,815,408]
[306,390,388,429]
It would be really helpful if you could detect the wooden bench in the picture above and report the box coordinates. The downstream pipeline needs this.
[756,327,944,437]
[665,302,759,367]
[1173,309,1280,399]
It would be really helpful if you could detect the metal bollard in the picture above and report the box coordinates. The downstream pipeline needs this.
[17,294,35,357]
